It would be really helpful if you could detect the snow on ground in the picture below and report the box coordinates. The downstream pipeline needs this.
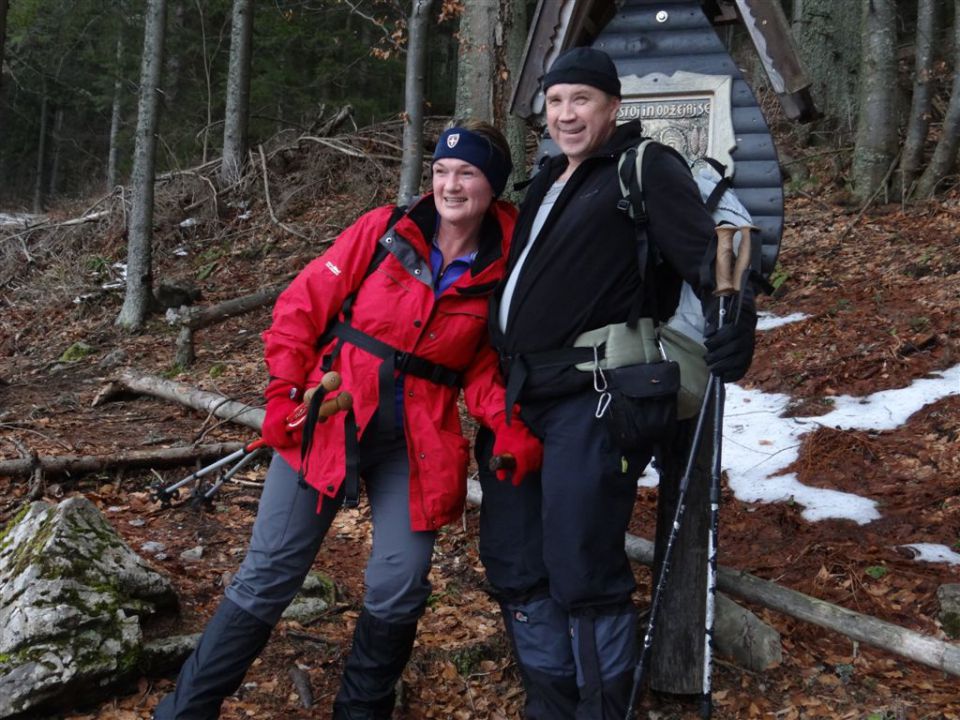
[899,543,960,566]
[640,314,960,532]
[756,311,808,331]
[0,212,41,227]
[724,363,960,524]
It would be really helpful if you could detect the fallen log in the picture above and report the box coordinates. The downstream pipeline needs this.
[623,534,960,677]
[168,284,287,365]
[110,381,960,678]
[0,442,244,478]
[115,369,264,431]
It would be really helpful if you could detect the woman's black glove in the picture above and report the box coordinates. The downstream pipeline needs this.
[704,305,757,383]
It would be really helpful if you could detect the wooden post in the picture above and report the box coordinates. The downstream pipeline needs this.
[649,413,712,693]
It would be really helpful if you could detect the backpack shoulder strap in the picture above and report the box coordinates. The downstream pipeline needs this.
[318,203,407,351]
[617,139,657,328]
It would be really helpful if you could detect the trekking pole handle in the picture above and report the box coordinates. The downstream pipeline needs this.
[713,225,738,296]
[285,371,350,430]
[732,225,755,293]
[489,453,516,472]
[714,224,758,296]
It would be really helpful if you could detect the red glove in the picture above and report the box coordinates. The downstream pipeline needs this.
[491,413,543,486]
[261,382,302,450]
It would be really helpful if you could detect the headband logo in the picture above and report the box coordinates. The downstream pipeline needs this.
[446,133,460,149]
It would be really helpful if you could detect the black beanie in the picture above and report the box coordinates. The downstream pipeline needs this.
[542,47,621,98]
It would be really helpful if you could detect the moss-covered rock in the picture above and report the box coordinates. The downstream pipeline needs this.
[0,497,177,718]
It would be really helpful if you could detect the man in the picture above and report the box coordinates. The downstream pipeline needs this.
[478,47,757,718]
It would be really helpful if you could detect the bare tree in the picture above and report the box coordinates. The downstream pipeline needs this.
[32,83,49,213]
[851,0,898,202]
[107,30,124,191]
[0,0,8,95]
[221,0,253,186]
[397,0,435,206]
[915,0,960,199]
[454,0,496,121]
[498,0,527,200]
[117,0,168,331]
[899,0,942,199]
[47,106,63,197]
[791,0,861,131]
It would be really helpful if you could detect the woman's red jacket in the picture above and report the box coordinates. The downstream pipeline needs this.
[262,194,516,531]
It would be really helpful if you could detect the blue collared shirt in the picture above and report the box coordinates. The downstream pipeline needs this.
[393,238,477,432]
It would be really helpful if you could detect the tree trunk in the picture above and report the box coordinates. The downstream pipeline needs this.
[221,0,254,186]
[47,107,64,198]
[116,0,168,331]
[107,31,124,191]
[32,86,49,213]
[899,0,942,199]
[851,0,898,203]
[0,0,8,96]
[397,0,435,207]
[791,0,861,132]
[455,0,497,121]
[915,0,960,198]
[498,0,527,201]
[164,0,185,107]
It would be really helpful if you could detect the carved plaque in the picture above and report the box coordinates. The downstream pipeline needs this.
[617,71,736,173]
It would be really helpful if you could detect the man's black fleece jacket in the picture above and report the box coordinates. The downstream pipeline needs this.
[490,120,716,396]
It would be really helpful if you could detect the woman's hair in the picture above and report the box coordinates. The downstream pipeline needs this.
[446,118,511,166]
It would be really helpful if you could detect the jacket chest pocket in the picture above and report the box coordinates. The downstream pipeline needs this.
[425,308,488,367]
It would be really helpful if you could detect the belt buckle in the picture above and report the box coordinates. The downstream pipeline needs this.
[395,351,411,372]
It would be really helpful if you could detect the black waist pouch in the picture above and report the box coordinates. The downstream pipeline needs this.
[604,361,680,450]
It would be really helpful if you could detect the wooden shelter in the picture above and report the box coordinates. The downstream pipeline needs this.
[511,0,816,276]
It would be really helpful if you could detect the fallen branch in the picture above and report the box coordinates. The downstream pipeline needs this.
[168,283,288,365]
[288,666,314,708]
[622,534,960,677]
[115,369,264,431]
[258,144,310,241]
[0,442,245,479]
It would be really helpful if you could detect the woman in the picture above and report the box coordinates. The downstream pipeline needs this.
[154,120,543,720]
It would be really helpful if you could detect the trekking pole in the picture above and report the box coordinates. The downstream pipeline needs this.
[701,224,754,720]
[624,223,751,720]
[152,372,351,506]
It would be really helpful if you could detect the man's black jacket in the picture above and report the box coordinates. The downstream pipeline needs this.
[489,120,716,398]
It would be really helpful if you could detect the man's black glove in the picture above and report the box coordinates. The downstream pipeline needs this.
[704,304,757,383]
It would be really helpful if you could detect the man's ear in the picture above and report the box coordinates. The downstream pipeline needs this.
[608,96,622,122]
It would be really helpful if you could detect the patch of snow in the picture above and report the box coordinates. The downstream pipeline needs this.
[637,309,960,529]
[179,217,198,228]
[0,212,41,227]
[899,544,960,566]
[174,246,189,256]
[756,311,808,331]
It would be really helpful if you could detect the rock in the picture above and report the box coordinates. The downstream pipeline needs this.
[938,584,960,639]
[0,497,177,718]
[153,282,202,310]
[139,633,200,674]
[58,342,95,363]
[141,541,166,554]
[713,594,783,671]
[98,348,127,370]
[281,571,335,624]
[179,545,203,562]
